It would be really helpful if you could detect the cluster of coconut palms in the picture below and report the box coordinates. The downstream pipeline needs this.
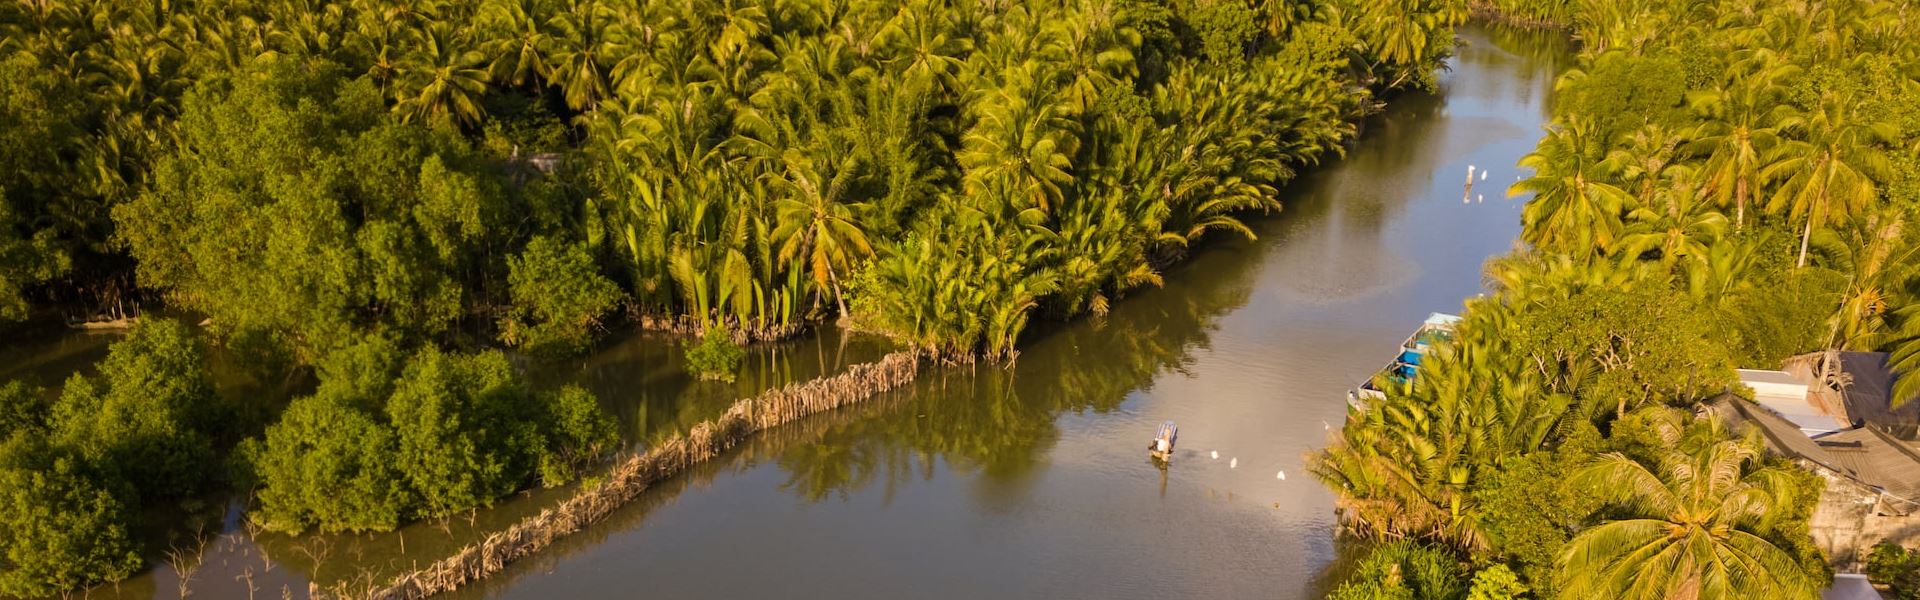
[1318,0,1920,598]
[1,0,1472,359]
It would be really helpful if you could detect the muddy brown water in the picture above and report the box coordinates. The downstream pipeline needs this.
[21,22,1572,600]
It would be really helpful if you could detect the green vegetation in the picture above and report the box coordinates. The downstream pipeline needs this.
[499,236,624,355]
[0,0,1477,592]
[243,338,617,533]
[685,328,747,383]
[0,320,217,596]
[1867,542,1920,600]
[1320,0,1920,597]
[0,0,1469,356]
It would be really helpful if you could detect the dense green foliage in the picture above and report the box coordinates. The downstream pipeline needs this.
[244,338,617,533]
[1867,542,1920,600]
[499,236,624,355]
[0,0,1473,359]
[0,320,219,596]
[1328,540,1469,600]
[684,327,747,383]
[116,60,582,357]
[0,0,1483,593]
[1321,0,1920,596]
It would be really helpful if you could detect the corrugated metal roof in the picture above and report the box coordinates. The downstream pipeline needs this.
[1711,394,1920,506]
[1738,369,1849,437]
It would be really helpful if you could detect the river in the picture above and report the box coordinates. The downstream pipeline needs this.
[39,22,1571,600]
[438,23,1573,600]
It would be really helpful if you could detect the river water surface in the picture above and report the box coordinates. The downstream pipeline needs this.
[438,23,1575,600]
[39,22,1572,600]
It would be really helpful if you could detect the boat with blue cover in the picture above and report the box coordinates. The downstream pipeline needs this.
[1347,313,1461,408]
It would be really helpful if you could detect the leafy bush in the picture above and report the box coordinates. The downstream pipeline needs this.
[0,380,49,436]
[499,236,624,355]
[1329,540,1468,600]
[51,319,218,500]
[1465,565,1528,600]
[246,343,618,532]
[243,393,409,533]
[684,327,745,382]
[1867,542,1920,600]
[533,386,620,486]
[0,436,140,598]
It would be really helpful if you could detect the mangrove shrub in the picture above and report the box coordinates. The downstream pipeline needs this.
[246,342,618,533]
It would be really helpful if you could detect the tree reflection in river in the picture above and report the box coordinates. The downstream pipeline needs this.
[771,208,1273,504]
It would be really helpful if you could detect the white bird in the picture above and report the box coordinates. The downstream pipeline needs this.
[1230,457,1238,469]
[1277,470,1287,480]
[1481,170,1488,181]
[1210,450,1219,460]
[1477,194,1484,204]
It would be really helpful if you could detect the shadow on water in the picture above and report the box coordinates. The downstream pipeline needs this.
[425,21,1571,600]
[31,20,1573,600]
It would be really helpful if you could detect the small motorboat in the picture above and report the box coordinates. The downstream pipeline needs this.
[1148,421,1178,461]
[1347,313,1461,409]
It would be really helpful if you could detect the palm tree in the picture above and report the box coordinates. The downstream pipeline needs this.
[1808,209,1918,351]
[1351,0,1466,89]
[873,0,971,91]
[958,61,1079,216]
[393,23,490,126]
[1688,50,1797,230]
[1513,119,1634,257]
[1760,77,1896,268]
[768,150,874,319]
[545,0,615,111]
[478,0,557,89]
[1615,176,1728,270]
[1560,412,1819,600]
[1887,306,1920,407]
[1311,345,1570,554]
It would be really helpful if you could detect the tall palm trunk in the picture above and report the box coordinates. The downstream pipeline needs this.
[1735,175,1747,230]
[826,259,849,326]
[1798,213,1814,268]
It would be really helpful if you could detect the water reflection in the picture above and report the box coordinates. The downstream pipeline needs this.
[454,22,1571,600]
[24,20,1573,600]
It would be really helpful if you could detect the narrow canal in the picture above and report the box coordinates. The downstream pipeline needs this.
[439,23,1575,600]
[52,22,1573,600]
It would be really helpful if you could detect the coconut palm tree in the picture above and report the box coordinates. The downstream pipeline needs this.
[1808,209,1919,351]
[1560,412,1819,600]
[393,23,490,126]
[1761,76,1896,268]
[958,60,1079,216]
[1513,119,1634,257]
[478,0,557,89]
[1688,50,1797,230]
[1615,176,1727,270]
[768,149,874,318]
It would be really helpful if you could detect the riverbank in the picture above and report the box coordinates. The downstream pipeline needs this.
[345,351,919,599]
[407,22,1569,600]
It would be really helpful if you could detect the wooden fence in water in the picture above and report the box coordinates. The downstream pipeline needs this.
[348,350,922,600]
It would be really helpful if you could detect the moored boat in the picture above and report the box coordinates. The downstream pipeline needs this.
[1346,313,1460,409]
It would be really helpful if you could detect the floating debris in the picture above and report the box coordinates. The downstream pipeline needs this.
[1210,450,1219,460]
[1277,470,1287,480]
[1230,457,1238,469]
